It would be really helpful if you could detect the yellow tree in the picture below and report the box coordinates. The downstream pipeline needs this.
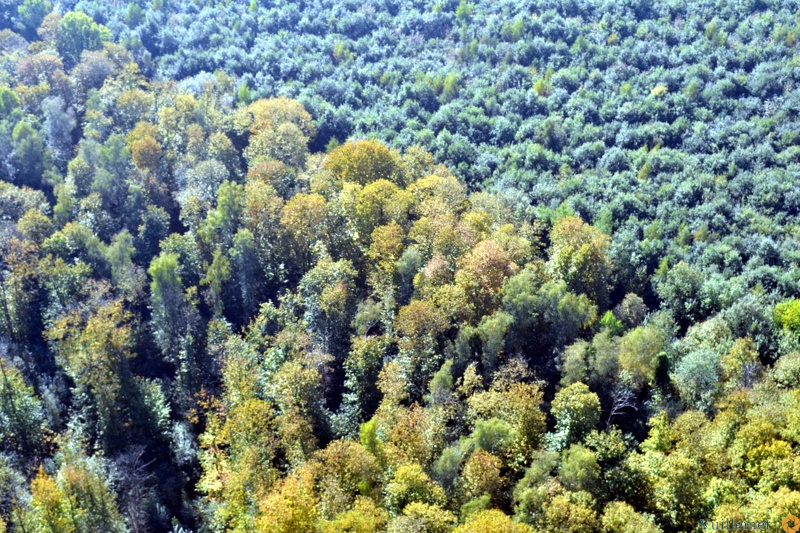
[452,509,534,533]
[255,467,319,533]
[25,450,126,533]
[309,440,383,519]
[325,140,402,186]
[199,398,280,532]
[46,301,136,452]
[238,97,316,138]
[467,381,546,470]
[367,222,406,291]
[455,239,519,318]
[394,300,447,395]
[280,193,328,273]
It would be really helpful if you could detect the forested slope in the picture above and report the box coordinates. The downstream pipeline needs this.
[51,0,800,309]
[0,1,799,532]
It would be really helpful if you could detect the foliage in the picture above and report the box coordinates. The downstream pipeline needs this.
[0,2,798,530]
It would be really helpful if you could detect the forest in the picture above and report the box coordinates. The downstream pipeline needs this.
[0,0,800,531]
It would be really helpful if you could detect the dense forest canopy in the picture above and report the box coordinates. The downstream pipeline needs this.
[0,0,799,532]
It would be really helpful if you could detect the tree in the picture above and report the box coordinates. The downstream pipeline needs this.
[720,337,761,390]
[601,501,662,533]
[135,205,169,264]
[559,445,600,493]
[613,293,648,329]
[544,492,598,533]
[547,217,612,308]
[148,252,201,397]
[199,398,280,532]
[654,261,705,330]
[452,509,534,533]
[270,347,332,467]
[46,301,144,452]
[468,381,546,469]
[201,248,232,317]
[17,0,52,40]
[354,179,412,245]
[0,87,21,118]
[280,193,327,273]
[56,12,111,68]
[476,311,513,373]
[26,453,126,533]
[105,229,137,291]
[148,253,184,357]
[230,229,264,320]
[239,97,316,139]
[319,497,387,533]
[671,347,721,413]
[458,449,504,504]
[394,300,446,395]
[502,274,597,358]
[0,358,47,456]
[255,467,318,533]
[774,299,800,337]
[243,180,284,280]
[310,439,383,517]
[130,136,162,175]
[336,335,387,436]
[367,222,406,290]
[40,96,75,167]
[628,445,705,531]
[617,326,664,388]
[325,140,402,186]
[0,237,41,344]
[549,382,601,450]
[384,462,446,514]
[245,122,309,169]
[455,240,518,318]
[297,257,357,357]
[389,502,456,533]
[12,121,47,189]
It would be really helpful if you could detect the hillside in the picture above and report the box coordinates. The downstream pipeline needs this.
[0,1,799,532]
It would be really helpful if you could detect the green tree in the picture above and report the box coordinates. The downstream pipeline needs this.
[230,229,264,320]
[12,121,47,189]
[46,302,137,451]
[654,261,705,329]
[601,501,662,533]
[384,462,446,514]
[559,444,600,493]
[549,382,601,450]
[617,326,665,388]
[297,257,358,357]
[502,274,597,356]
[0,359,47,456]
[56,12,111,68]
[104,229,137,292]
[547,217,612,308]
[671,347,721,413]
[202,248,232,317]
[148,252,185,356]
[148,252,202,396]
[17,0,52,39]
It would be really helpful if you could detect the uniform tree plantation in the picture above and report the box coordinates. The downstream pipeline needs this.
[0,0,799,531]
